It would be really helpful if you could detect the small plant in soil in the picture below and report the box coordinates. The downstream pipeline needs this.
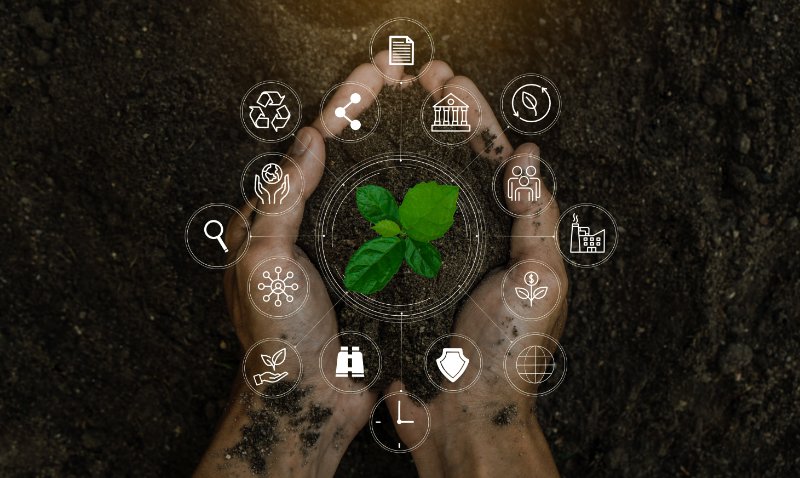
[344,181,459,295]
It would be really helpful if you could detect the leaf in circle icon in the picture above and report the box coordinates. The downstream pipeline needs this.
[521,91,538,112]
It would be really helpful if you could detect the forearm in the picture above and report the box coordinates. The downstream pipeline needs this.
[194,378,313,478]
[431,414,558,478]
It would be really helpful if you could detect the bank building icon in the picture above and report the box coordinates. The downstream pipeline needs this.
[431,93,470,133]
[570,213,605,254]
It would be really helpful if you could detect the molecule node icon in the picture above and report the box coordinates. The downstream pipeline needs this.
[258,266,299,307]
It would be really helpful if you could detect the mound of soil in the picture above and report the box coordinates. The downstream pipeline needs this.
[298,84,511,399]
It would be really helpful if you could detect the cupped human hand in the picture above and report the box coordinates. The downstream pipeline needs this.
[196,52,408,477]
[385,60,567,478]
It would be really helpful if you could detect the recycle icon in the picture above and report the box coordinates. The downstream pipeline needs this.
[249,90,291,131]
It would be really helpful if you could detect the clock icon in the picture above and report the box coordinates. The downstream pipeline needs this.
[369,391,431,453]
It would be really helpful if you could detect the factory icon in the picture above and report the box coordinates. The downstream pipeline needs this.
[570,213,605,254]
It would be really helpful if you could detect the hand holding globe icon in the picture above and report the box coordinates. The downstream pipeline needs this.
[254,162,291,206]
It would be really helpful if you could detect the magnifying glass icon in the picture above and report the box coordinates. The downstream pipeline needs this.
[204,219,229,253]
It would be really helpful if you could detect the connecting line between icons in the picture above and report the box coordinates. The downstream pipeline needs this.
[249,234,323,238]
[463,288,512,343]
[399,85,403,159]
[292,132,341,182]
[294,293,347,347]
[399,311,404,387]
[492,235,556,238]
[456,125,513,177]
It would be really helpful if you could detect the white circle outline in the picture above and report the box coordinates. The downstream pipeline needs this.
[419,84,482,147]
[242,338,303,399]
[369,391,431,453]
[491,154,557,218]
[246,256,311,319]
[240,80,302,143]
[368,17,435,83]
[556,202,619,268]
[318,81,381,143]
[314,152,486,323]
[318,331,383,394]
[422,333,483,393]
[240,152,306,217]
[500,259,563,321]
[185,203,250,269]
[503,332,567,398]
[500,73,562,135]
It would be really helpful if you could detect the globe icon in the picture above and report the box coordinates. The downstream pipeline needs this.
[515,345,556,384]
[261,163,283,185]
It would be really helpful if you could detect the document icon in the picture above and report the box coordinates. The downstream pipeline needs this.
[389,35,414,66]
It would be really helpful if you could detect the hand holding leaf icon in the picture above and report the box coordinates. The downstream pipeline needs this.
[253,348,289,385]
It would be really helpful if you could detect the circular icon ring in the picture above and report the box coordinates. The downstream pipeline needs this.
[185,203,250,269]
[241,152,305,217]
[243,338,303,399]
[420,85,482,147]
[369,391,431,453]
[556,203,618,268]
[369,17,435,83]
[492,154,557,218]
[501,260,562,321]
[319,81,381,142]
[503,332,567,397]
[500,73,562,135]
[247,256,310,319]
[240,80,302,143]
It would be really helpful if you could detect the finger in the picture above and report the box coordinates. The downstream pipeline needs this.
[312,63,384,138]
[504,143,562,262]
[249,127,325,254]
[374,49,405,86]
[442,76,513,162]
[418,60,454,99]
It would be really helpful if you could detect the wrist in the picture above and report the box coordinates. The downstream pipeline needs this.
[424,399,557,478]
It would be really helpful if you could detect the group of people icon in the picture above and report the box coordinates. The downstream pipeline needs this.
[507,165,541,202]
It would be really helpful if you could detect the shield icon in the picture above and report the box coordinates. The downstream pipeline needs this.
[436,348,469,383]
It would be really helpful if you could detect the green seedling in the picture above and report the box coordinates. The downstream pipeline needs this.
[343,181,459,295]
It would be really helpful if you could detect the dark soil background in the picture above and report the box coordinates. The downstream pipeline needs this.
[2,0,799,477]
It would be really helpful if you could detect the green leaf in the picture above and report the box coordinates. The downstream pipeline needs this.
[344,237,405,295]
[404,239,442,278]
[398,181,459,242]
[372,219,401,238]
[356,185,400,224]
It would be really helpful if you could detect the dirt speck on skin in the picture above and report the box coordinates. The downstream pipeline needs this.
[492,404,518,426]
[227,386,333,474]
